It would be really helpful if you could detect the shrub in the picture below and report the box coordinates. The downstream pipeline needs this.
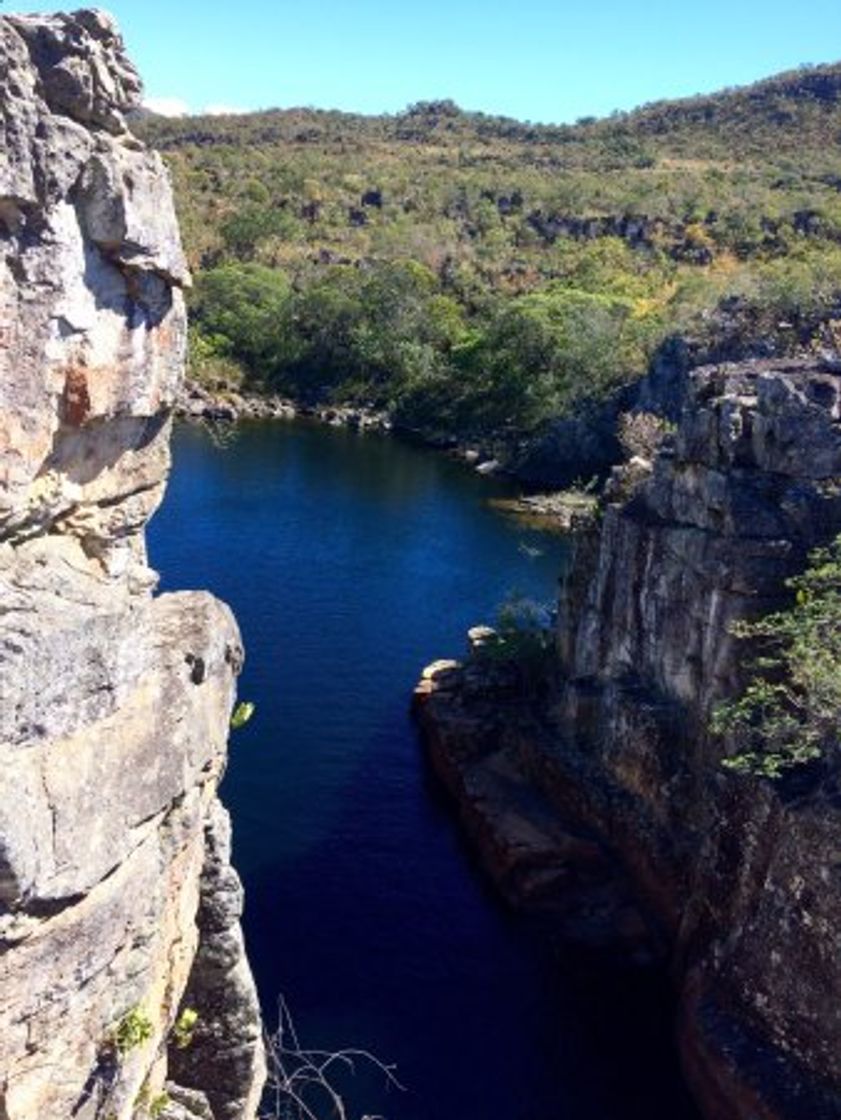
[477,595,555,695]
[231,701,256,730]
[617,411,675,461]
[112,1006,153,1055]
[712,535,841,778]
[171,1007,199,1050]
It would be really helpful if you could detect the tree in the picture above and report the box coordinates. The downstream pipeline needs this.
[192,263,293,374]
[219,205,296,259]
[461,286,649,430]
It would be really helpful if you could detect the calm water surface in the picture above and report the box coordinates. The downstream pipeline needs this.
[149,420,696,1120]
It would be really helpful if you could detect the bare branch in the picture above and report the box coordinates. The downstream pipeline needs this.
[261,996,404,1120]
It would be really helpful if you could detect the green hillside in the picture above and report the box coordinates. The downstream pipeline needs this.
[137,62,841,438]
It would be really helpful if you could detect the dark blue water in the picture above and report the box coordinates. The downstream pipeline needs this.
[149,420,696,1120]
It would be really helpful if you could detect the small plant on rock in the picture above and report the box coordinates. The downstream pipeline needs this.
[149,1091,171,1119]
[134,1079,171,1119]
[617,410,675,462]
[171,1007,199,1050]
[112,1006,153,1056]
[231,700,256,730]
[477,594,555,695]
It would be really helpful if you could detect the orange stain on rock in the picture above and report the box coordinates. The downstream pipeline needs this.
[61,367,92,426]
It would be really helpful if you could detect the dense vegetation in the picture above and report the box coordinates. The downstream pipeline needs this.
[713,536,841,779]
[137,62,841,439]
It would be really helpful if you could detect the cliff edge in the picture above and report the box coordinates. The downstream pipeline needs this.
[0,11,264,1119]
[417,357,841,1119]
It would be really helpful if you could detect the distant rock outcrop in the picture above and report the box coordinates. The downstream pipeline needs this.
[0,11,263,1119]
[417,357,841,1119]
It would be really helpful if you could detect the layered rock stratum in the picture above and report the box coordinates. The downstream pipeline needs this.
[0,11,264,1119]
[416,357,841,1120]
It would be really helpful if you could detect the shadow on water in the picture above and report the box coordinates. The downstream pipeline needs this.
[149,419,698,1120]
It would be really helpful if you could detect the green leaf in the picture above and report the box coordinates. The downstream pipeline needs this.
[231,701,256,730]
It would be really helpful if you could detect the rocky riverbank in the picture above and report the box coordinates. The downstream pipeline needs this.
[489,489,601,532]
[175,377,523,479]
[413,643,655,955]
[177,377,392,431]
[415,356,841,1120]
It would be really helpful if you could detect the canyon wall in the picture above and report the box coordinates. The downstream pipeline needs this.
[417,357,841,1119]
[0,11,264,1119]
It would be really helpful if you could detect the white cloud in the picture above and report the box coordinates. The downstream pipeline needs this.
[202,104,243,116]
[143,96,190,117]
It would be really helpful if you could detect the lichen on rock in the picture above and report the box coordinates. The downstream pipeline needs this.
[0,10,264,1119]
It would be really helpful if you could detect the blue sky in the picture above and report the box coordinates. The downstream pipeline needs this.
[7,0,841,122]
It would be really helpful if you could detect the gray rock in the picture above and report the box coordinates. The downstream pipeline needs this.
[0,12,263,1120]
[168,804,265,1120]
[417,357,841,1120]
[162,1085,214,1120]
[512,393,628,486]
[7,10,142,133]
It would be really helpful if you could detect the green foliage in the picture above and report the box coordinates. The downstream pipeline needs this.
[219,204,300,258]
[112,1006,153,1056]
[231,701,256,730]
[171,1007,199,1050]
[712,536,841,778]
[135,1080,170,1119]
[189,257,655,434]
[461,286,656,428]
[477,595,555,695]
[139,62,841,440]
[149,1094,170,1120]
[187,325,246,390]
[134,1078,170,1119]
[192,264,293,376]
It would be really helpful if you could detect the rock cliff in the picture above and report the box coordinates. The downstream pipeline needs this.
[0,11,264,1119]
[416,357,841,1119]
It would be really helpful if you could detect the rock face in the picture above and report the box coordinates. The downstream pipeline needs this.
[0,12,264,1120]
[416,357,841,1119]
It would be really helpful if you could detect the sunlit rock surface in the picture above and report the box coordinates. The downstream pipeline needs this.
[0,11,264,1119]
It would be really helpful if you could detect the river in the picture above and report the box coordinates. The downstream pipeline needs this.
[148,419,697,1120]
